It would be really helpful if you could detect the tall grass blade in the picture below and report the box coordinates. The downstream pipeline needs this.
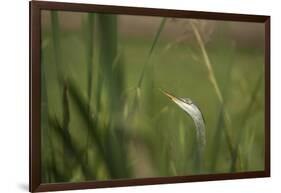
[41,61,52,182]
[137,18,167,87]
[51,11,63,82]
[96,14,120,111]
[209,58,234,172]
[84,13,95,165]
[96,13,132,178]
[62,82,71,177]
[231,72,263,171]
[51,11,74,179]
[129,18,167,117]
[189,20,239,170]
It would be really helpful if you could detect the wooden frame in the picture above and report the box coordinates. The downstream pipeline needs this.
[30,1,270,192]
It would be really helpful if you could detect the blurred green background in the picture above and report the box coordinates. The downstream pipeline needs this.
[40,10,265,183]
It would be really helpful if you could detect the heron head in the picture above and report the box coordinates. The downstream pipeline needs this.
[159,89,202,118]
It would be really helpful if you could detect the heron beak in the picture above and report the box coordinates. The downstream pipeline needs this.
[159,89,182,103]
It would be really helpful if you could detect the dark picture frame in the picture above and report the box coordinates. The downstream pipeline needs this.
[30,1,270,192]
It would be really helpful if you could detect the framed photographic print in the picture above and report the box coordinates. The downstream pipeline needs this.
[29,1,270,192]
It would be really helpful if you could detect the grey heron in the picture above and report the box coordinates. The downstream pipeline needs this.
[160,89,206,166]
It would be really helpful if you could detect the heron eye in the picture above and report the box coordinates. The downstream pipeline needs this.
[182,98,192,104]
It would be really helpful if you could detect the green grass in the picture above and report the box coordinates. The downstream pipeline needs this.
[41,11,265,183]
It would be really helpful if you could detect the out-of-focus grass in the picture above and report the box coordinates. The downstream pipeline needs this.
[41,11,265,183]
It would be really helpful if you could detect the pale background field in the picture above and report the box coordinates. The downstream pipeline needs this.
[0,0,280,193]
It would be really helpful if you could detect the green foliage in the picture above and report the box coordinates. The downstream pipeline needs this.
[41,11,265,183]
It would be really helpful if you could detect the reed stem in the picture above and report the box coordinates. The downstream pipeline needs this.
[189,20,240,170]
